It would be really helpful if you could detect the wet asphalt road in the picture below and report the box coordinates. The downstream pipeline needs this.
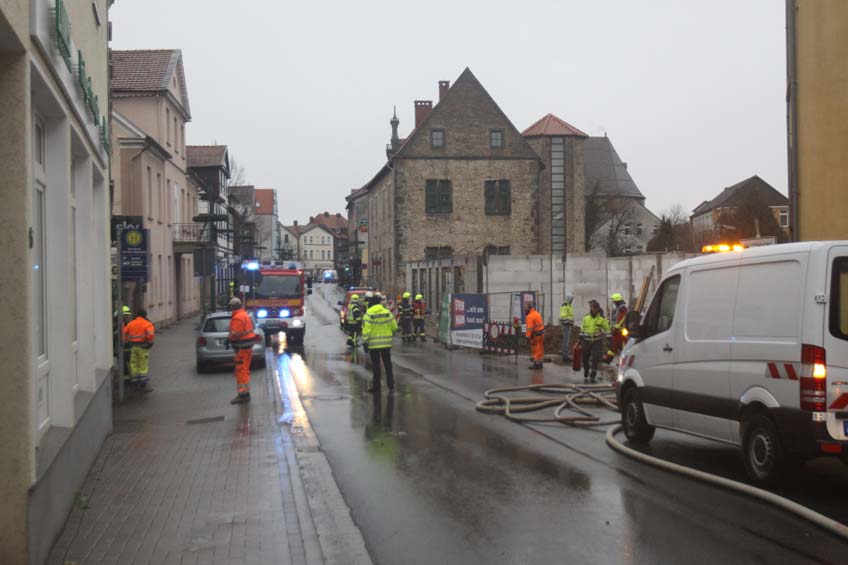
[279,287,848,564]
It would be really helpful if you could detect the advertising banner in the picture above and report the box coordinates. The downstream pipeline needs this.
[450,293,488,349]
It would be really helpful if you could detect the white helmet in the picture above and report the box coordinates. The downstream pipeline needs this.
[228,297,242,308]
[364,291,374,299]
[565,293,574,305]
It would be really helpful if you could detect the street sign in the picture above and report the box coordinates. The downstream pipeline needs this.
[193,247,216,276]
[120,228,149,283]
[358,219,368,226]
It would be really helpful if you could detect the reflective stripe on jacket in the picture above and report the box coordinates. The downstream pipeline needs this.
[348,303,362,324]
[559,303,574,325]
[612,303,628,330]
[229,308,257,348]
[123,316,154,344]
[525,308,545,338]
[413,301,426,319]
[581,313,610,340]
[362,304,398,349]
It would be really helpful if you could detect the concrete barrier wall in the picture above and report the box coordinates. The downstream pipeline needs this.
[403,251,697,325]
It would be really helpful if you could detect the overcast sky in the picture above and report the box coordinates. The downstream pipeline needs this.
[110,0,788,225]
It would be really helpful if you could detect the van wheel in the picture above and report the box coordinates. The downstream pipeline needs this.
[742,414,786,486]
[621,387,655,444]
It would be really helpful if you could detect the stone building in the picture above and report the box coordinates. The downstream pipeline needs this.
[361,68,544,294]
[522,113,588,256]
[0,2,113,562]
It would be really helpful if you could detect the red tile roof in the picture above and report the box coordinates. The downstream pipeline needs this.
[522,113,587,138]
[254,189,275,215]
[111,49,191,118]
[308,211,348,233]
[186,145,228,169]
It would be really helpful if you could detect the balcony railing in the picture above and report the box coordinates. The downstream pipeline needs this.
[172,222,210,243]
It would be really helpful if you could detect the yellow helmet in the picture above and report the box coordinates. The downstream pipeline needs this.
[403,292,411,299]
[415,294,423,301]
[611,293,623,302]
[122,306,131,314]
[350,294,360,302]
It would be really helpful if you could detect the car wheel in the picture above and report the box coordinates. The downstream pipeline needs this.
[742,414,787,486]
[621,387,655,444]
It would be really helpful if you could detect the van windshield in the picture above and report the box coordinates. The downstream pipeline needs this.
[830,258,848,341]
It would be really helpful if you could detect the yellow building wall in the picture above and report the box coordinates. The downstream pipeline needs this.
[795,0,848,240]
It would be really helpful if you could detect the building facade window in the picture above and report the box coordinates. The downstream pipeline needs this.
[431,129,444,148]
[490,129,504,149]
[425,246,453,261]
[624,222,632,236]
[484,245,510,256]
[550,137,566,255]
[779,209,789,228]
[166,108,171,145]
[636,223,644,236]
[425,179,452,215]
[484,180,511,215]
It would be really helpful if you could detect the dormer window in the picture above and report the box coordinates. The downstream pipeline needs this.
[490,129,504,149]
[431,129,444,148]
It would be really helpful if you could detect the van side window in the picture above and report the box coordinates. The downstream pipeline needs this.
[830,257,848,341]
[642,275,680,338]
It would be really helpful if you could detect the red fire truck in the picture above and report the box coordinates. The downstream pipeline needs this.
[244,266,308,346]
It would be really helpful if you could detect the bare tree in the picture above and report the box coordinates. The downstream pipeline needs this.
[648,205,694,252]
[228,153,247,187]
[585,185,640,256]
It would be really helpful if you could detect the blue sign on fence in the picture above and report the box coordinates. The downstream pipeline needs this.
[450,293,488,349]
[121,228,149,283]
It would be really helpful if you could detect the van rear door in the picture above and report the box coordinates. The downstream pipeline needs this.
[730,257,806,443]
[823,247,848,441]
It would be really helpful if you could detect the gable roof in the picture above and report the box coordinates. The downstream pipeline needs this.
[283,224,307,235]
[186,145,229,170]
[691,175,788,217]
[584,136,645,199]
[254,189,276,215]
[298,223,335,238]
[393,67,541,161]
[522,113,588,138]
[309,212,348,233]
[111,49,191,119]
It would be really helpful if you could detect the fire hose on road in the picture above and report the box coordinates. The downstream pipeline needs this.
[474,382,848,542]
[475,383,620,425]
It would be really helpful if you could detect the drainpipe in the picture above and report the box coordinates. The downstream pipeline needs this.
[786,0,801,241]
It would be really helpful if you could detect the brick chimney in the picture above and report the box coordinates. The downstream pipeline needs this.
[415,100,433,128]
[439,80,450,101]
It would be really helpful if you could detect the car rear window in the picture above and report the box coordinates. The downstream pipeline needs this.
[203,317,231,333]
[830,257,848,341]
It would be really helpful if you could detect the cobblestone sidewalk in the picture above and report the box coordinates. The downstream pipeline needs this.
[47,319,319,565]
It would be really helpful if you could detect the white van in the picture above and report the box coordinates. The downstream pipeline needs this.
[617,241,848,485]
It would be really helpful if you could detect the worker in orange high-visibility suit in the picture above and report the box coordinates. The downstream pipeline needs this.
[227,297,258,404]
[123,309,155,392]
[525,302,545,370]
